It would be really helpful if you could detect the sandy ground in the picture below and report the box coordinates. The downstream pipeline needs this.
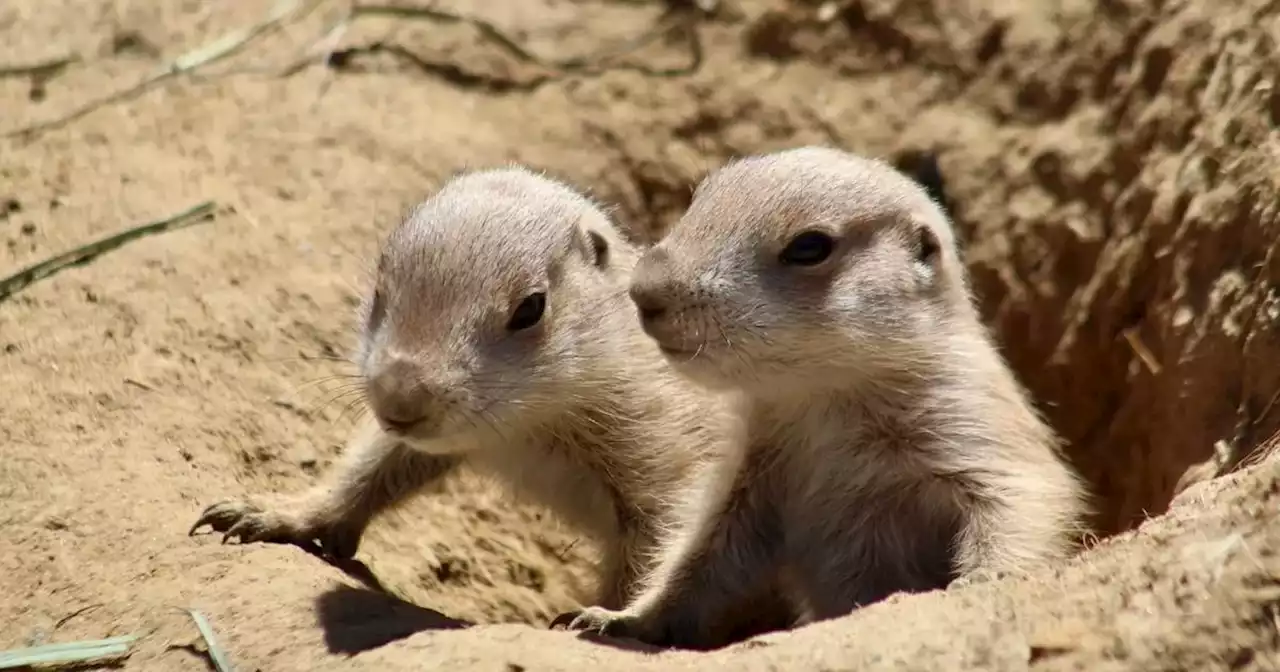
[3,0,1280,669]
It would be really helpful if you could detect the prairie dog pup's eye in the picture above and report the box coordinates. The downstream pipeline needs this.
[779,230,835,266]
[507,292,547,331]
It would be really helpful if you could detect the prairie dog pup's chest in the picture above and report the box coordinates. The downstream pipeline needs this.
[752,399,872,456]
[751,401,916,500]
[469,435,620,538]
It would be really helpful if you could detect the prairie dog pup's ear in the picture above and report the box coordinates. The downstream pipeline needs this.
[916,223,941,265]
[574,224,611,269]
[912,220,943,282]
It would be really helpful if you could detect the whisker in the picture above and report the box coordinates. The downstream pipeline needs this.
[311,388,366,418]
[335,396,370,427]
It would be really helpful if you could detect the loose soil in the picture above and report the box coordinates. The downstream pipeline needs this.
[3,0,1280,669]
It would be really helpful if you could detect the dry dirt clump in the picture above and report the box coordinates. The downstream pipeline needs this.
[2,0,1280,670]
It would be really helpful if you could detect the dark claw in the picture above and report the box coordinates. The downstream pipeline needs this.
[189,501,258,536]
[223,519,252,544]
[189,500,275,546]
[189,510,218,536]
[549,610,582,630]
[226,515,289,546]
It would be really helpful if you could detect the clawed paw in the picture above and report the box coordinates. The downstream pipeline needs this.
[188,499,362,560]
[189,499,294,543]
[549,606,639,639]
[949,567,1017,589]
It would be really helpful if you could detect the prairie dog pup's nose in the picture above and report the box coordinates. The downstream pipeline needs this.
[367,356,433,432]
[629,246,680,327]
[628,283,668,324]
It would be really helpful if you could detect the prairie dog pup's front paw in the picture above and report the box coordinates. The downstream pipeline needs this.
[552,606,646,639]
[949,567,1028,589]
[189,498,364,560]
[554,606,706,649]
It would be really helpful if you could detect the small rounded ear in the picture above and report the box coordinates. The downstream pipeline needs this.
[575,226,610,268]
[915,223,942,268]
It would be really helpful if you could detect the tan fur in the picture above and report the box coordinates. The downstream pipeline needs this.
[190,167,754,616]
[561,147,1091,649]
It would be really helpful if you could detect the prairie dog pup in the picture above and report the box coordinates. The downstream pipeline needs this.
[562,147,1089,648]
[190,167,735,613]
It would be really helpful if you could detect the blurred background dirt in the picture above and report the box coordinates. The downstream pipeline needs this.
[2,0,1280,669]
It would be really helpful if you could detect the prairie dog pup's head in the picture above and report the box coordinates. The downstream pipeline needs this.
[629,146,969,395]
[356,167,633,453]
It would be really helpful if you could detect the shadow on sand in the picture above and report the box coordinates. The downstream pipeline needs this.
[280,541,471,655]
[315,583,470,655]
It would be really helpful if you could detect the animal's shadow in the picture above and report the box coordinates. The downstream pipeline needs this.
[570,630,667,654]
[315,583,470,655]
[294,540,672,655]
[304,543,669,655]
[291,541,471,655]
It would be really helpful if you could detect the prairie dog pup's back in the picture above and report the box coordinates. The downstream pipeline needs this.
[563,146,1089,649]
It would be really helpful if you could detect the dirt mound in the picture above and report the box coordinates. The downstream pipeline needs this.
[3,0,1280,669]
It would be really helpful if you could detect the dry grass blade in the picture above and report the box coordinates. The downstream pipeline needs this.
[187,610,235,672]
[3,0,316,139]
[0,55,79,79]
[352,4,546,65]
[0,634,137,669]
[357,2,699,73]
[0,201,217,303]
[277,2,703,84]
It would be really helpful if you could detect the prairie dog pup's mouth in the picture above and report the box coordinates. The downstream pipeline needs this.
[397,430,483,456]
[658,344,692,356]
[651,339,704,358]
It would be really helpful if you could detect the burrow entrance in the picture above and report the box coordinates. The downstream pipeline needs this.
[558,0,1280,539]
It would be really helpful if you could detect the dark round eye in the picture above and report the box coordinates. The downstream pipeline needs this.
[507,292,547,331]
[779,231,835,266]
